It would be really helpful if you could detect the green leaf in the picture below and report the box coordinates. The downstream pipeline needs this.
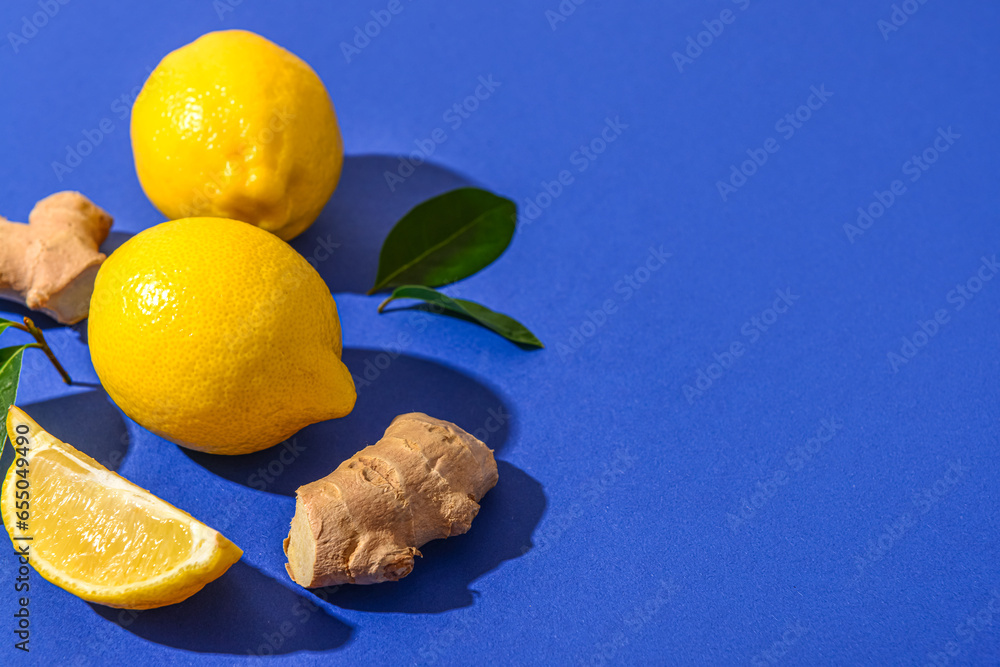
[368,188,517,294]
[0,317,15,337]
[378,286,543,348]
[0,345,32,457]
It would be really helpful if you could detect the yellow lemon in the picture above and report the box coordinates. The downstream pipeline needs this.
[88,217,356,455]
[131,30,343,241]
[2,406,242,609]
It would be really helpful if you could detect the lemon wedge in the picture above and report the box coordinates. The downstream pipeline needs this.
[1,406,242,609]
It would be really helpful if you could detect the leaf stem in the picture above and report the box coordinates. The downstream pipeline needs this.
[11,317,72,385]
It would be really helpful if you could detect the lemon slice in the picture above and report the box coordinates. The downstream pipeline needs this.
[1,406,242,609]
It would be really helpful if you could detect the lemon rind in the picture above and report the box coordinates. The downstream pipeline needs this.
[1,407,242,609]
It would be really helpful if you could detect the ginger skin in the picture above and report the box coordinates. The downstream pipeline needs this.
[284,413,499,587]
[0,192,113,324]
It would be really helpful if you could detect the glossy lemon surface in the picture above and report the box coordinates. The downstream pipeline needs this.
[88,217,356,455]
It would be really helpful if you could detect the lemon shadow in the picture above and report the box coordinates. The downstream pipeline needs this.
[0,390,129,477]
[320,460,545,614]
[180,351,544,614]
[90,561,353,655]
[182,350,512,496]
[290,155,479,294]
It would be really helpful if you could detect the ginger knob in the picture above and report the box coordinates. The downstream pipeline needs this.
[284,412,499,587]
[0,191,113,324]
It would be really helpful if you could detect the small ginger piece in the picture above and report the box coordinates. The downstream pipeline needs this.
[284,412,499,587]
[0,191,113,324]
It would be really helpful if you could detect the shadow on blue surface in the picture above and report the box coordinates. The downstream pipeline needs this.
[183,349,514,496]
[322,459,545,614]
[91,561,352,655]
[182,351,542,614]
[2,390,129,474]
[101,230,135,256]
[291,154,479,294]
[0,301,65,332]
[378,301,546,351]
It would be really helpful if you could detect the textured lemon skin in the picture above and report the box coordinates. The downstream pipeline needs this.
[2,407,243,609]
[88,217,356,455]
[131,30,343,241]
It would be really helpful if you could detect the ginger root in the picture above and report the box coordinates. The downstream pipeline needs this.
[0,192,113,324]
[284,412,498,587]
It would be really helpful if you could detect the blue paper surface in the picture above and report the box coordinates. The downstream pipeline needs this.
[1,0,999,664]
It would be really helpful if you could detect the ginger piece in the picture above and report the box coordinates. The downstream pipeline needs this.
[0,191,113,324]
[284,412,499,587]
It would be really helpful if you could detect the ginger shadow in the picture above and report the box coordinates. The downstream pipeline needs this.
[91,561,352,655]
[319,460,545,614]
[183,350,512,497]
[290,154,477,293]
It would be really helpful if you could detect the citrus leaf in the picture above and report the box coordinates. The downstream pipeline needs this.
[368,188,517,294]
[378,285,543,348]
[0,317,15,337]
[0,345,32,456]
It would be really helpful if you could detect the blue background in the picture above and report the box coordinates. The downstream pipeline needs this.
[1,0,999,664]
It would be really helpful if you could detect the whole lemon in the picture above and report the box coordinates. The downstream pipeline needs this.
[88,217,356,455]
[131,30,343,241]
